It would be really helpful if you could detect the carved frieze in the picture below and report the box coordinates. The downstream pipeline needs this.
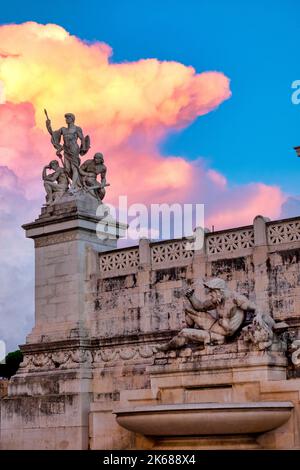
[18,344,159,371]
[35,231,77,247]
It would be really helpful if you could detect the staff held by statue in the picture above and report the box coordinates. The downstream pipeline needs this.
[44,109,90,190]
[44,109,64,163]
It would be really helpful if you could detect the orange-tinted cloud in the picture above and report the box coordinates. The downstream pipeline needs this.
[0,22,230,138]
[0,22,288,350]
[0,21,285,227]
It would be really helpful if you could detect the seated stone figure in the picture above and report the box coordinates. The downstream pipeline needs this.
[79,152,108,202]
[42,160,69,205]
[160,278,257,350]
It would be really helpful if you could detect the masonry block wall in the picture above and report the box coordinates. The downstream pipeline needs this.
[91,216,300,338]
[3,214,300,449]
[86,215,300,448]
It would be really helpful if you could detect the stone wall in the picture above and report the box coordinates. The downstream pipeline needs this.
[85,215,300,449]
[0,380,8,399]
[91,216,300,339]
[2,212,300,449]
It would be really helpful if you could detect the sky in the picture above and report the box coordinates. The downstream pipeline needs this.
[1,0,300,351]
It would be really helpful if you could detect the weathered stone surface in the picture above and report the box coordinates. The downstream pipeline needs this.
[2,213,300,449]
[0,380,8,398]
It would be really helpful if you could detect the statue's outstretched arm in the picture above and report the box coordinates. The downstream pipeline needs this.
[45,118,53,136]
[235,294,256,311]
[79,160,89,175]
[42,165,49,181]
[44,111,62,150]
[100,166,107,188]
[44,169,60,183]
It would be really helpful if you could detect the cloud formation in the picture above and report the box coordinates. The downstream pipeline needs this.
[0,22,286,349]
[0,166,35,352]
[0,21,285,220]
[0,22,232,200]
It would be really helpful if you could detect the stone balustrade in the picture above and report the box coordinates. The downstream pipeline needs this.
[267,218,300,246]
[99,215,300,277]
[206,227,254,255]
[99,247,140,278]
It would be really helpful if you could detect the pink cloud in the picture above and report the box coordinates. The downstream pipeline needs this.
[0,22,286,230]
[207,169,227,189]
[0,22,289,350]
[205,183,285,230]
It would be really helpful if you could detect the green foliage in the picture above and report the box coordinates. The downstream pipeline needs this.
[0,350,23,378]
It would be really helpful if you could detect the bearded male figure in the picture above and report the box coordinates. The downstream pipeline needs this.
[161,278,257,350]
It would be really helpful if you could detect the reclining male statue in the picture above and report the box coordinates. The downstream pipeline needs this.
[160,277,277,351]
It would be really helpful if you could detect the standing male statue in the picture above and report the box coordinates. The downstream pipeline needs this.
[45,110,90,191]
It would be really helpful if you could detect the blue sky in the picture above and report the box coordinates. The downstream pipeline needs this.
[1,0,300,352]
[1,0,300,194]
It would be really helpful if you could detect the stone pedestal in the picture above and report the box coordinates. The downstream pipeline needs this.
[23,192,125,344]
[0,193,127,450]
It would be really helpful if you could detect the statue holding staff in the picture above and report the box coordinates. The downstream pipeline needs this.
[44,110,90,191]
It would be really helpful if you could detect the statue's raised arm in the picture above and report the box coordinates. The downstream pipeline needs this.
[44,109,63,155]
[44,111,90,191]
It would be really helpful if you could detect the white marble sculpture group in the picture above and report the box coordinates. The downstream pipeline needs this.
[43,111,108,205]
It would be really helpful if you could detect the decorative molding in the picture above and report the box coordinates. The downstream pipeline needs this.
[19,349,93,371]
[35,231,77,247]
[206,229,254,255]
[268,221,300,246]
[18,345,158,371]
[94,349,118,363]
[93,345,157,363]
